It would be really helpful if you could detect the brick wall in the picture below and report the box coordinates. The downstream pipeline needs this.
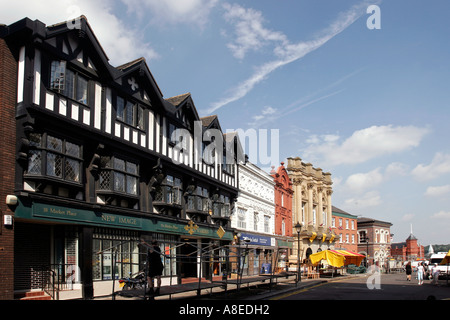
[0,38,18,299]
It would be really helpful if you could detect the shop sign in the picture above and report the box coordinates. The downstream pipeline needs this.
[240,233,273,246]
[18,200,233,240]
[156,220,233,240]
[32,203,142,229]
[276,239,293,248]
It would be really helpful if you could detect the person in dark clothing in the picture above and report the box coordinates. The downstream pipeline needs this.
[141,239,164,295]
[405,261,412,281]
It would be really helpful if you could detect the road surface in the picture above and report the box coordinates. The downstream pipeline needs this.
[270,273,450,300]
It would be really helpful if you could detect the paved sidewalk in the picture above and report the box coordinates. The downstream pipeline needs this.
[101,273,367,301]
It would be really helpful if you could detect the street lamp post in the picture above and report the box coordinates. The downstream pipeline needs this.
[362,236,370,268]
[295,222,303,284]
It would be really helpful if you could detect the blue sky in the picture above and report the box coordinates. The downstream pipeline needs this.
[3,0,450,245]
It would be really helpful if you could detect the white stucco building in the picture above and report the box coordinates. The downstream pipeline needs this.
[231,161,276,275]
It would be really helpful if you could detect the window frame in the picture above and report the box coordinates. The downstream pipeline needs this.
[212,194,231,218]
[154,174,183,206]
[116,95,145,130]
[187,186,210,213]
[237,207,247,229]
[50,60,89,105]
[98,155,139,197]
[26,132,83,185]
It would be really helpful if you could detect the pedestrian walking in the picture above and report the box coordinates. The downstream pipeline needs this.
[140,239,164,295]
[405,261,412,281]
[417,262,424,285]
[432,263,440,286]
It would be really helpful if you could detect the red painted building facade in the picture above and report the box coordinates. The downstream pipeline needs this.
[271,163,293,237]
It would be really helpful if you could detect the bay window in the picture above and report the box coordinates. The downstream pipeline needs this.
[187,186,209,213]
[154,175,182,205]
[26,132,82,183]
[99,156,138,196]
[212,195,230,217]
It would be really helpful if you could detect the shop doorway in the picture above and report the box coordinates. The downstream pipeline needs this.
[179,239,198,278]
[306,247,313,260]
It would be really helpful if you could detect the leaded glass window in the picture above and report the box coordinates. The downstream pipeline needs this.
[50,60,88,105]
[154,175,182,205]
[26,133,82,183]
[98,156,138,196]
[116,96,144,129]
[212,194,230,217]
[187,186,209,212]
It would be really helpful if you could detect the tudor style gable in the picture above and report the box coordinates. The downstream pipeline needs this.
[1,15,239,223]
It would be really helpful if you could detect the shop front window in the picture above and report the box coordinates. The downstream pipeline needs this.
[140,234,177,277]
[92,229,140,281]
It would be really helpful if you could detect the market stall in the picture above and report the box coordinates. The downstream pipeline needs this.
[309,250,365,270]
[439,250,450,285]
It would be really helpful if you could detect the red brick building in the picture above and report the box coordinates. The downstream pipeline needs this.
[0,34,18,300]
[357,217,392,269]
[270,162,293,237]
[331,206,358,253]
[391,233,425,262]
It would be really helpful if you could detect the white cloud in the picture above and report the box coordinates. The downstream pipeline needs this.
[412,152,450,181]
[342,162,410,204]
[332,176,343,188]
[303,125,429,167]
[0,0,159,65]
[385,162,409,176]
[425,185,450,197]
[344,168,384,193]
[248,106,277,126]
[206,1,371,114]
[431,211,450,220]
[262,106,277,115]
[121,0,218,28]
[222,3,288,60]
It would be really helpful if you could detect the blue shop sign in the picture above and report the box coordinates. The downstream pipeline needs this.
[240,233,272,246]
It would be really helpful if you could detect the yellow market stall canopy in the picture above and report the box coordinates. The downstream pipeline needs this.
[439,250,450,265]
[310,250,365,268]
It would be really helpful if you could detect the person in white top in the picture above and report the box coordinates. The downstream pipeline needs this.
[417,262,424,285]
[432,263,440,286]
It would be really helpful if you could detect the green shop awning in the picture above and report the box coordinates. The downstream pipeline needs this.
[14,198,233,240]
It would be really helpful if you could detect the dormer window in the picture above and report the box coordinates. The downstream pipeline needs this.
[50,60,88,105]
[116,96,144,129]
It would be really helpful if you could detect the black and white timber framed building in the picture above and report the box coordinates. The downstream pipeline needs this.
[0,16,242,299]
